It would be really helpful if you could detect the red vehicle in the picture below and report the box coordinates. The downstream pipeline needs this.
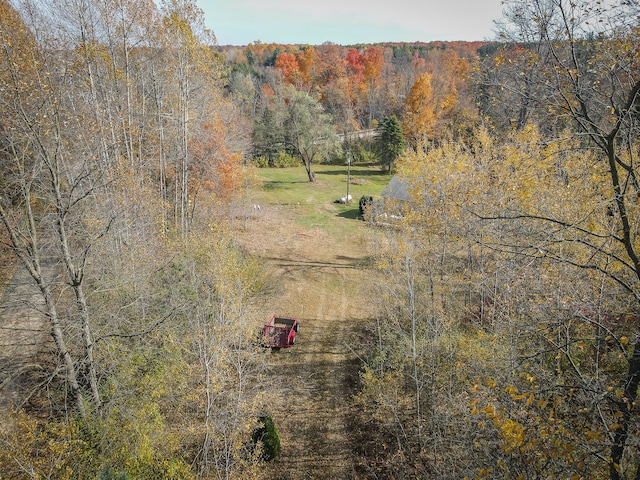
[260,315,299,349]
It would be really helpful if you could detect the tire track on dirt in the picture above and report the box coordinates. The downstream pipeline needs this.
[286,266,349,477]
[265,264,357,479]
[237,205,370,479]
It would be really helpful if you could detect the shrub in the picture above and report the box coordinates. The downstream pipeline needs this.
[252,152,301,168]
[252,156,270,167]
[97,467,131,480]
[273,152,300,168]
[252,413,280,461]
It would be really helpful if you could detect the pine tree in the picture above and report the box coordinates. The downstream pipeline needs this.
[378,116,405,172]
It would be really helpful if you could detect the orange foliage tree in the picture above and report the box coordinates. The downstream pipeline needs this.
[402,73,437,145]
[362,45,384,85]
[346,48,365,85]
[296,46,318,88]
[275,51,301,85]
[402,49,474,146]
[190,116,244,205]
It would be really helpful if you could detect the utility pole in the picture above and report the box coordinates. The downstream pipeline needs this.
[346,149,352,204]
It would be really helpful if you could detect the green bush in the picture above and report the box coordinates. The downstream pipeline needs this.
[252,152,300,168]
[97,467,131,480]
[337,138,381,165]
[252,413,280,461]
[273,152,300,168]
[252,156,270,167]
[358,149,380,164]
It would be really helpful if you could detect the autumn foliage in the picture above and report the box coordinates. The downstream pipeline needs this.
[6,0,640,477]
[191,117,244,198]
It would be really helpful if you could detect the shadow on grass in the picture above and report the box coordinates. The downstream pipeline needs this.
[336,209,362,220]
[265,256,361,269]
[263,180,309,189]
[317,167,387,178]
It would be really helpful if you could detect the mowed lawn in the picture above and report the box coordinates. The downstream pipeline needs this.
[249,164,393,236]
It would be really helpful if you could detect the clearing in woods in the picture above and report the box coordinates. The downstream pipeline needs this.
[237,165,390,479]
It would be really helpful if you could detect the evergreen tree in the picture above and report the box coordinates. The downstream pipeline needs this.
[378,116,405,172]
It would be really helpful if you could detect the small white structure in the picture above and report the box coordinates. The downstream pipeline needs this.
[380,175,411,202]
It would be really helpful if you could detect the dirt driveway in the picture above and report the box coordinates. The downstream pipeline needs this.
[234,203,374,479]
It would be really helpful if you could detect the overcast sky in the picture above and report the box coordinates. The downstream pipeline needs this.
[199,0,505,46]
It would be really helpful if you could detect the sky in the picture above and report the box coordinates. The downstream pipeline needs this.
[199,0,506,46]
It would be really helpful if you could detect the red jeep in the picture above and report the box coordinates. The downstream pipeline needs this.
[260,315,299,349]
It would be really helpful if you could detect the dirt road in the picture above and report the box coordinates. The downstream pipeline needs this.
[235,204,373,479]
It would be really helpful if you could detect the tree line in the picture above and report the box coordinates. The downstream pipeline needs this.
[220,38,480,178]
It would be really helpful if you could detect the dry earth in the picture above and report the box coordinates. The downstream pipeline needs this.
[234,203,375,480]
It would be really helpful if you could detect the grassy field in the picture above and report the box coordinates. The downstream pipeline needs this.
[238,163,387,479]
[249,163,392,236]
